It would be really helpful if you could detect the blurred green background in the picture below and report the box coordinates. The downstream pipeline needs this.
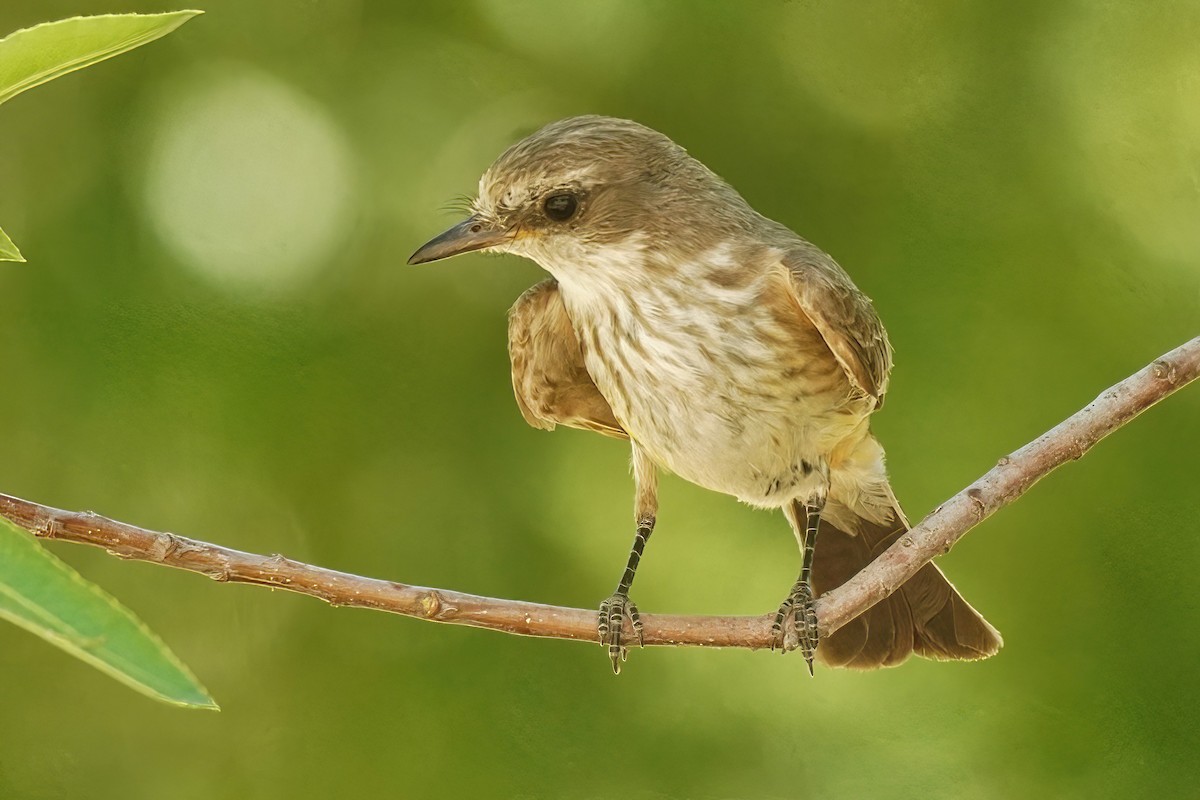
[2,1,1198,798]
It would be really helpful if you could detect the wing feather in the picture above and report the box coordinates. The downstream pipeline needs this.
[782,246,893,404]
[507,279,627,439]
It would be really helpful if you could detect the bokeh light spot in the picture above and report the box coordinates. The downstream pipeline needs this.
[141,65,356,292]
[476,0,651,80]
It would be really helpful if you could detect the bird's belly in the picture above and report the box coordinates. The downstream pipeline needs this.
[631,388,845,507]
[578,304,860,507]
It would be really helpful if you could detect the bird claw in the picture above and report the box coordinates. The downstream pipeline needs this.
[597,593,643,674]
[770,581,819,675]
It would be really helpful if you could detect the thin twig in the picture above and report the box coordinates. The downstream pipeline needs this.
[2,337,1197,650]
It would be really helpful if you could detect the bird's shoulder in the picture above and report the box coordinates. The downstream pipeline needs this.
[774,238,894,404]
[507,278,628,439]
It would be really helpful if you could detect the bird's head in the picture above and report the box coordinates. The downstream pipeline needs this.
[408,116,753,277]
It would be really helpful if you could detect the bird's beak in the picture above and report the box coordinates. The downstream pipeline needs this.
[407,215,511,265]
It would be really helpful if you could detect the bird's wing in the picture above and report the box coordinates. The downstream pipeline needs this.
[507,278,628,439]
[782,246,893,403]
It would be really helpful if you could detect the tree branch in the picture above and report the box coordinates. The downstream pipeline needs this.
[2,337,1197,651]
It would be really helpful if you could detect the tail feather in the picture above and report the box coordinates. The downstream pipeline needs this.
[813,513,1001,669]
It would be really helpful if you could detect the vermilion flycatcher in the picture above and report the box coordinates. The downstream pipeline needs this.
[410,116,1001,674]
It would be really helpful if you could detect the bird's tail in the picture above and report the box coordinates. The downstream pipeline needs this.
[813,508,1002,669]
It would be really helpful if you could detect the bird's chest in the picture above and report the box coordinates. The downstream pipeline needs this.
[561,273,852,504]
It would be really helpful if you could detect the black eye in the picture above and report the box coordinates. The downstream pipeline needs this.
[543,193,578,222]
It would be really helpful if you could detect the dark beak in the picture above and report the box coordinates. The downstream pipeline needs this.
[407,215,511,265]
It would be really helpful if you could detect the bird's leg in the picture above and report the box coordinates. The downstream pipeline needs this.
[598,445,658,674]
[598,517,654,673]
[772,497,824,675]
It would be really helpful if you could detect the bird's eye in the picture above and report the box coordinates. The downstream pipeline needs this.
[543,193,579,222]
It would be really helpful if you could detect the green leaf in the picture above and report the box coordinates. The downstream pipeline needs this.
[0,10,203,107]
[0,225,23,262]
[0,516,218,709]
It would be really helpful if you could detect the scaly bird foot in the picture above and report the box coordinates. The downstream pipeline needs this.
[770,581,819,676]
[597,592,643,674]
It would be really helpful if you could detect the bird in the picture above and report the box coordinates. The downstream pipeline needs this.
[409,115,1001,674]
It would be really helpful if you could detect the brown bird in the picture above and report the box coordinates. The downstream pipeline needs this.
[409,116,1001,674]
